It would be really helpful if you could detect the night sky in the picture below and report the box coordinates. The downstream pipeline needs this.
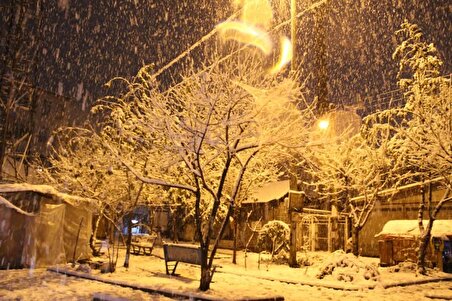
[307,0,451,109]
[2,0,451,113]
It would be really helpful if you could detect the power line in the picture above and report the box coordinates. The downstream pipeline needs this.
[361,73,451,115]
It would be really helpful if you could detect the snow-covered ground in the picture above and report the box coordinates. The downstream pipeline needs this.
[1,247,451,300]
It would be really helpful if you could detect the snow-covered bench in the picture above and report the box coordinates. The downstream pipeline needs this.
[130,235,156,256]
[131,242,154,256]
[163,243,202,275]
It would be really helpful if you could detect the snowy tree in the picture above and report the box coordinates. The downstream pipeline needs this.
[95,58,314,290]
[34,126,159,268]
[364,20,451,273]
[391,20,452,274]
[34,128,122,256]
[304,132,394,255]
[390,21,451,186]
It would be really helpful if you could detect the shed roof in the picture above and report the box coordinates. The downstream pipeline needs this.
[375,220,452,239]
[243,180,290,204]
[0,183,94,216]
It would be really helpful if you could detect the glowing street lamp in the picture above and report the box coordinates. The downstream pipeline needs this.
[218,0,295,74]
[318,119,330,130]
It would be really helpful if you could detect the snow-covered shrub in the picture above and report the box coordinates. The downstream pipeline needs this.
[316,250,380,282]
[257,220,290,257]
[100,261,116,273]
[388,261,417,273]
[76,263,91,273]
[297,256,313,267]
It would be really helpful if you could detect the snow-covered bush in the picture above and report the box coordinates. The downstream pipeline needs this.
[388,261,417,273]
[316,250,380,282]
[76,263,91,273]
[297,255,314,267]
[257,220,290,257]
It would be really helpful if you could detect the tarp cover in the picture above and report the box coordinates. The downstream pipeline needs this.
[0,201,92,268]
[375,220,452,239]
[63,203,92,262]
[22,204,66,267]
[0,206,27,268]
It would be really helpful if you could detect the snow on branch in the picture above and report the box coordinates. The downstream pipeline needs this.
[0,195,36,216]
[102,140,197,193]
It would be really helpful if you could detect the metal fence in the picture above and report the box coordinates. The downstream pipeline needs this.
[295,208,349,252]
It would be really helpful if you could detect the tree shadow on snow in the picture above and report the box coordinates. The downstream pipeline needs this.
[148,271,196,284]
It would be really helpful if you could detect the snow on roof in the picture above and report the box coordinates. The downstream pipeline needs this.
[375,220,452,239]
[0,183,94,207]
[243,180,289,204]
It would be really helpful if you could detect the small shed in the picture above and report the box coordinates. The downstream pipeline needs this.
[226,181,290,250]
[242,180,290,223]
[0,183,93,269]
[375,220,452,272]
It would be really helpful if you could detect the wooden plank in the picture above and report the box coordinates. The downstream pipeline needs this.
[163,243,201,265]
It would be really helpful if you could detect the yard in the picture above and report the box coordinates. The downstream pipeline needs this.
[1,246,451,300]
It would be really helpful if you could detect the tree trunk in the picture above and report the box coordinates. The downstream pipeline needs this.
[104,226,117,273]
[123,213,133,268]
[232,217,237,264]
[0,107,11,180]
[288,175,299,267]
[416,180,432,275]
[90,211,103,255]
[199,246,213,291]
[172,211,179,242]
[417,217,435,274]
[417,231,430,274]
[418,188,452,273]
[199,266,212,291]
[289,219,299,267]
[352,226,360,256]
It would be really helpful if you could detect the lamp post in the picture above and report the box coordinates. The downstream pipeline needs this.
[291,0,297,73]
[288,0,299,268]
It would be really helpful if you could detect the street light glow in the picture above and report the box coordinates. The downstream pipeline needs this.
[318,119,329,130]
[217,21,273,55]
[217,0,293,74]
[269,37,293,74]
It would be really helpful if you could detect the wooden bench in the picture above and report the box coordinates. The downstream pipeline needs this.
[131,242,153,255]
[130,234,156,256]
[163,243,202,275]
[130,242,154,256]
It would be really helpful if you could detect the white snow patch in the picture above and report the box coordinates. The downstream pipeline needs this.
[376,220,452,239]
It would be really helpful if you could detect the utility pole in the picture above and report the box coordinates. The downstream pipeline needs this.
[314,1,329,115]
[288,0,300,268]
[290,0,297,73]
[288,175,301,267]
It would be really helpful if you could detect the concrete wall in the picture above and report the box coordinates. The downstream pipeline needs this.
[360,188,452,257]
